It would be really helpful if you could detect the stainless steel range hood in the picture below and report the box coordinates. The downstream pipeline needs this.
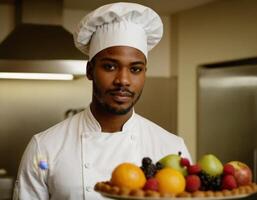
[0,0,87,80]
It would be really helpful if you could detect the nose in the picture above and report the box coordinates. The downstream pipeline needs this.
[113,68,130,86]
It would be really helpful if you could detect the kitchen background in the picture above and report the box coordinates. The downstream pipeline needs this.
[0,0,257,196]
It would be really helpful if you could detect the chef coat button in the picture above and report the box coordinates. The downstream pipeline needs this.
[130,134,136,141]
[84,162,91,168]
[86,186,93,192]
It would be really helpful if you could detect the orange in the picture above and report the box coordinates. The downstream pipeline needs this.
[111,163,146,190]
[155,167,185,195]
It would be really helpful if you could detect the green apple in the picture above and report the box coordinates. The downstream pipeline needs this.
[198,154,223,177]
[159,154,187,176]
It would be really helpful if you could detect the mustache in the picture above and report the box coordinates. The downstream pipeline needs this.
[107,87,134,97]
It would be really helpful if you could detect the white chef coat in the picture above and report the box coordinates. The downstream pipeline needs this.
[13,106,191,200]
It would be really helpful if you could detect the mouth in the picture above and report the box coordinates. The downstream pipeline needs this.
[109,90,133,103]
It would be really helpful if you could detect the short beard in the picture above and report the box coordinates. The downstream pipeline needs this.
[95,98,134,115]
[92,83,142,115]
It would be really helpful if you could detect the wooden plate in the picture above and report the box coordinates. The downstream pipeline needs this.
[99,190,257,200]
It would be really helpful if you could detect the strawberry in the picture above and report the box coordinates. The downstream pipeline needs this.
[221,175,237,190]
[180,157,190,168]
[143,178,159,191]
[188,164,201,175]
[186,175,201,192]
[223,163,235,176]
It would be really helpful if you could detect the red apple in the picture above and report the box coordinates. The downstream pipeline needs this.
[227,161,252,186]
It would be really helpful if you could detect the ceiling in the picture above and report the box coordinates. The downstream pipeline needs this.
[64,0,216,15]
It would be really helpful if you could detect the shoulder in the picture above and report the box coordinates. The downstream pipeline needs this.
[36,111,84,139]
[31,111,85,152]
[134,113,181,140]
[134,113,192,161]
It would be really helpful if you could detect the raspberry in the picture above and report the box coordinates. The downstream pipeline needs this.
[221,175,237,190]
[186,175,201,192]
[180,157,190,167]
[223,163,235,176]
[143,178,159,191]
[188,164,201,175]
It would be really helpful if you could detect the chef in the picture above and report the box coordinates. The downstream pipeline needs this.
[13,2,191,200]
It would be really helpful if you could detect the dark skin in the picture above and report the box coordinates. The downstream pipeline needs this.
[86,46,147,132]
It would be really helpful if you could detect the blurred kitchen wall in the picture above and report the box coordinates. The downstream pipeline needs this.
[0,2,177,177]
[177,0,257,161]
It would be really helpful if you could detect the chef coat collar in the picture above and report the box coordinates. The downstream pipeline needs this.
[83,106,136,133]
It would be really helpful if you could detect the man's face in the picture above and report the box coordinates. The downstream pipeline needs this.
[87,46,147,115]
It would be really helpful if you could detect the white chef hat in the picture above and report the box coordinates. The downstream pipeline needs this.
[73,2,163,61]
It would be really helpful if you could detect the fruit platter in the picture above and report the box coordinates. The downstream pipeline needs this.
[95,153,257,199]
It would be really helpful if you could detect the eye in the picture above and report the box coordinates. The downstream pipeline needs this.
[103,63,116,71]
[130,66,144,74]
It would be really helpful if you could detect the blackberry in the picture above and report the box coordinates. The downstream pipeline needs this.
[155,162,163,170]
[141,157,163,179]
[199,171,212,190]
[142,157,152,168]
[198,171,221,191]
[210,176,221,191]
[144,164,157,179]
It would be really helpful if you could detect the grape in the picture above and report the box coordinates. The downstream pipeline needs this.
[155,162,163,170]
[142,157,152,168]
[141,157,164,179]
[144,164,157,179]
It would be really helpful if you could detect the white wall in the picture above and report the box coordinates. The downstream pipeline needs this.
[177,0,257,161]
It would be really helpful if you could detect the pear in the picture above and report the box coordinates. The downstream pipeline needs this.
[198,154,223,177]
[159,154,187,176]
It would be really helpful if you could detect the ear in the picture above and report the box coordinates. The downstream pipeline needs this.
[86,61,93,80]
